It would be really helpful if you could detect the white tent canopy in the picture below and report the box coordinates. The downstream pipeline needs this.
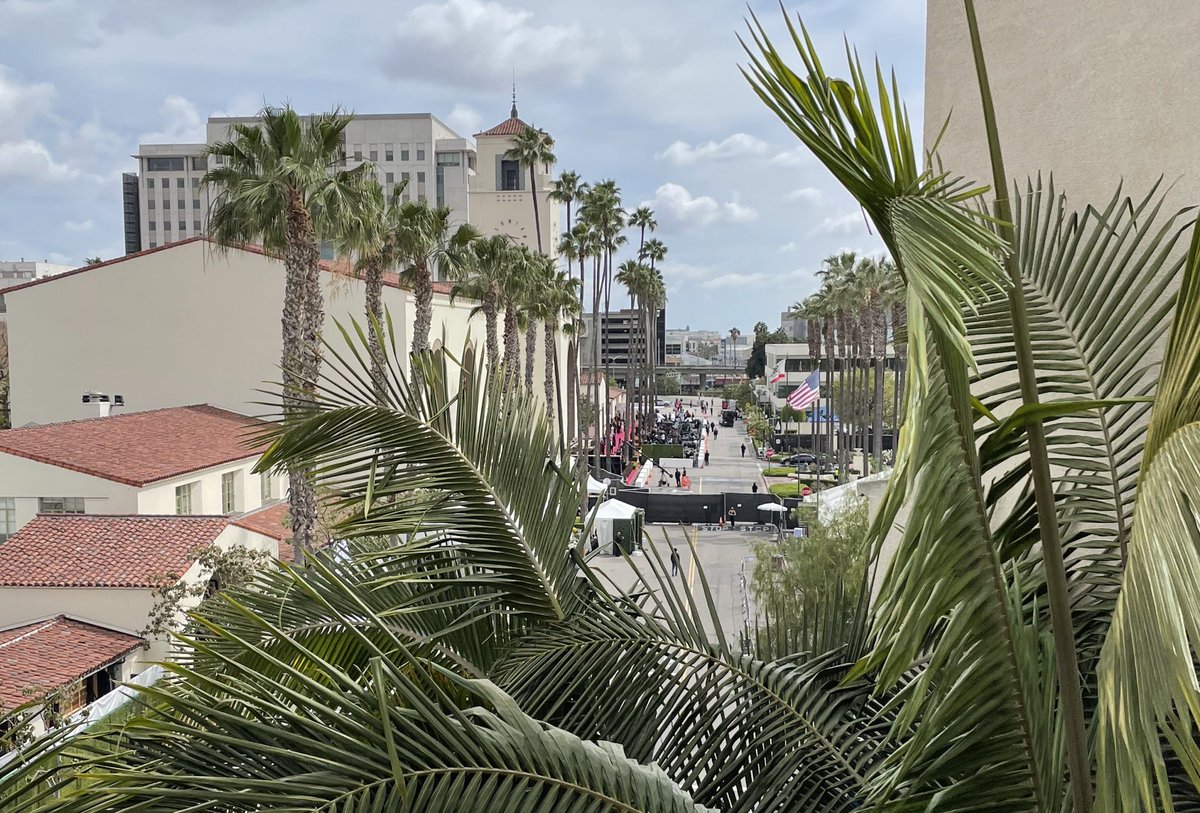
[587,475,609,495]
[590,498,644,551]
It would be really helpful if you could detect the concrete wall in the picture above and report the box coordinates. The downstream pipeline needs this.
[5,241,410,425]
[924,0,1200,213]
[0,455,138,534]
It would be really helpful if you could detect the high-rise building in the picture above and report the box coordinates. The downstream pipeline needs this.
[128,113,478,262]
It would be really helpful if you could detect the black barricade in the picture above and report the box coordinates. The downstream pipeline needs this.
[645,493,717,524]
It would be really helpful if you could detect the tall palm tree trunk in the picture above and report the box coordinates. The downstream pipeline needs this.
[364,258,386,405]
[525,319,537,391]
[591,257,602,469]
[566,337,577,446]
[624,293,636,463]
[412,261,434,376]
[503,307,520,393]
[529,167,543,253]
[823,317,835,486]
[544,321,558,430]
[483,294,500,380]
[285,194,322,558]
[603,251,614,467]
[872,302,886,470]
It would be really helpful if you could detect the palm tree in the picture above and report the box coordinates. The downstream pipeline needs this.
[642,268,667,419]
[203,104,373,557]
[394,202,479,368]
[505,126,556,253]
[499,246,532,393]
[451,233,511,379]
[616,259,650,458]
[728,327,741,367]
[83,255,101,265]
[579,182,625,463]
[521,253,554,392]
[550,171,586,239]
[639,238,668,409]
[628,206,656,256]
[535,268,581,441]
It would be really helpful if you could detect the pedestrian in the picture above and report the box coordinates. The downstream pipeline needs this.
[590,531,599,553]
[704,449,710,465]
[727,507,737,528]
[740,443,746,458]
[670,546,681,576]
[681,471,692,490]
[674,468,681,487]
[752,482,759,494]
[714,427,719,438]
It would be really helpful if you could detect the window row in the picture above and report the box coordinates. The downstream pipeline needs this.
[146,199,202,209]
[174,473,275,516]
[145,177,203,189]
[350,143,425,163]
[145,157,207,172]
[147,221,203,232]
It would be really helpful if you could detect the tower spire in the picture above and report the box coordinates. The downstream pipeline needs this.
[510,75,518,119]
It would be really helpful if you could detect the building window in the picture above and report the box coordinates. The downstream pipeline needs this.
[401,172,411,201]
[163,198,170,209]
[191,177,200,188]
[0,498,14,542]
[149,241,157,248]
[221,471,238,514]
[145,177,155,189]
[386,172,394,184]
[436,166,445,208]
[146,157,185,172]
[147,199,155,209]
[369,144,378,161]
[400,144,410,161]
[192,199,200,209]
[416,143,426,161]
[436,152,460,166]
[175,483,194,515]
[160,178,170,188]
[176,177,185,188]
[260,473,272,503]
[194,220,201,231]
[353,144,362,161]
[417,171,426,203]
[149,221,156,230]
[501,159,520,191]
[39,497,85,514]
[191,156,206,170]
[178,220,186,232]
[385,144,394,161]
[164,221,171,230]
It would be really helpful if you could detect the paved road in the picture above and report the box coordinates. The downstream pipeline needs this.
[588,398,777,643]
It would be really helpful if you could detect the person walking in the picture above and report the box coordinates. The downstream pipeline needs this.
[740,443,746,458]
[670,546,681,576]
[714,427,719,439]
[727,506,737,528]
[674,468,682,487]
[590,532,599,553]
[681,471,692,490]
[704,449,710,466]
[751,482,759,494]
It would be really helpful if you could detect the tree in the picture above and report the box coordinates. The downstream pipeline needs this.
[141,545,275,640]
[504,125,556,253]
[499,246,532,393]
[452,234,512,379]
[83,256,101,265]
[628,206,656,256]
[550,170,586,242]
[203,105,373,557]
[394,202,479,367]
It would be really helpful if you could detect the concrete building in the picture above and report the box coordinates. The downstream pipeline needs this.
[0,404,275,538]
[663,328,721,365]
[924,1,1200,213]
[580,308,666,380]
[468,100,560,256]
[778,311,807,342]
[1,238,568,430]
[128,113,477,264]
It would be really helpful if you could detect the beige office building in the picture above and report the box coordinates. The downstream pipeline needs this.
[924,1,1200,212]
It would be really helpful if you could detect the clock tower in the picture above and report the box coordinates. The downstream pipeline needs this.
[467,93,560,258]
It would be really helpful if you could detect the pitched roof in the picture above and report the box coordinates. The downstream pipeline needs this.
[0,237,460,297]
[0,514,230,587]
[0,616,141,710]
[0,405,266,486]
[232,501,290,541]
[475,116,530,137]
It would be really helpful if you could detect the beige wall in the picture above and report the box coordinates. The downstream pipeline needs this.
[5,241,410,425]
[0,454,138,533]
[924,0,1200,213]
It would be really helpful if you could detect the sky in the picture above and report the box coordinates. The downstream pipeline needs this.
[0,0,926,333]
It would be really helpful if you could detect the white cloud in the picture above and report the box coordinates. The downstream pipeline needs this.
[0,65,54,141]
[381,0,597,90]
[786,187,822,204]
[700,268,808,290]
[779,241,797,253]
[0,139,78,182]
[138,94,205,144]
[809,211,867,237]
[445,103,482,137]
[644,183,758,228]
[63,218,94,232]
[657,133,768,165]
[771,148,811,167]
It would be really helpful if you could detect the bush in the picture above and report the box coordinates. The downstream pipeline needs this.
[768,482,817,497]
[762,467,801,477]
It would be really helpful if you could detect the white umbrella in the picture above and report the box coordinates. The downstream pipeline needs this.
[759,503,788,512]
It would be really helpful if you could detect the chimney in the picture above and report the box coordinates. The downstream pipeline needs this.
[81,392,125,417]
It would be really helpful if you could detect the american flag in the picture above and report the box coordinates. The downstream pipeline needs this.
[787,369,821,411]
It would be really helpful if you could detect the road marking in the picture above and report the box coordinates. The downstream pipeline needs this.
[688,525,698,589]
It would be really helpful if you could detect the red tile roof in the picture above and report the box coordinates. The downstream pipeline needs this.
[0,616,141,710]
[0,514,230,588]
[475,116,530,137]
[0,405,266,486]
[232,501,290,541]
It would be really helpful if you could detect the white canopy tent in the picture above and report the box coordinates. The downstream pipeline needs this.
[587,475,610,496]
[591,498,644,552]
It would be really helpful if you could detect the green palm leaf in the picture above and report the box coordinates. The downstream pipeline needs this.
[1095,215,1200,811]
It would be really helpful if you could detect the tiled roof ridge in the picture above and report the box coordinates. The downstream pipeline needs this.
[0,617,60,651]
[0,403,240,433]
